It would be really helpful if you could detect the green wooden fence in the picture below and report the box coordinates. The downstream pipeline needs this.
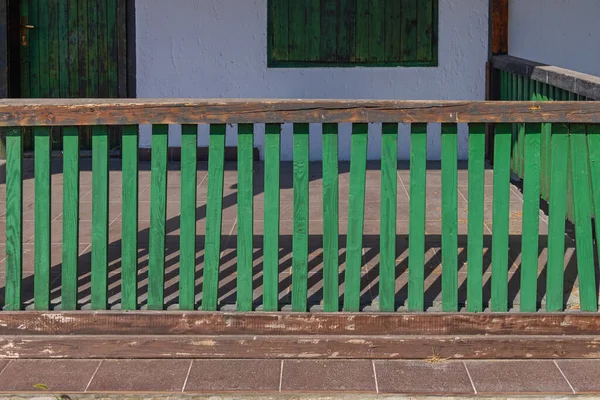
[498,70,594,221]
[2,100,600,313]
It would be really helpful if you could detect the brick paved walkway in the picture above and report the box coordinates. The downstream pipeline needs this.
[0,359,597,395]
[0,158,579,311]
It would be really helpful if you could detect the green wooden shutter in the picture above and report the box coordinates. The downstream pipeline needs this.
[268,0,438,67]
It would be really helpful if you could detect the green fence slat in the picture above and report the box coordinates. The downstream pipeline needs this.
[202,124,226,311]
[237,124,254,312]
[540,83,551,201]
[408,123,427,311]
[148,124,168,310]
[61,127,79,310]
[510,73,518,173]
[34,127,51,310]
[263,124,281,311]
[292,123,309,312]
[520,123,541,312]
[588,126,600,294]
[121,125,139,310]
[546,124,568,312]
[517,76,525,178]
[467,123,485,312]
[491,124,511,312]
[344,123,368,312]
[5,128,23,311]
[91,126,109,310]
[179,124,197,311]
[379,123,398,312]
[441,123,458,312]
[322,123,339,312]
[570,125,597,311]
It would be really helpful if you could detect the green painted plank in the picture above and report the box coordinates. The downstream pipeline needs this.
[384,0,401,62]
[417,0,434,61]
[179,124,197,311]
[467,123,485,313]
[344,123,368,312]
[322,123,339,312]
[38,0,50,97]
[441,123,458,312]
[517,77,525,178]
[91,126,109,310]
[539,83,548,201]
[510,73,518,173]
[269,0,288,62]
[337,0,356,61]
[546,124,568,312]
[380,123,398,312]
[408,123,427,311]
[61,127,79,310]
[67,0,79,98]
[368,0,385,62]
[263,124,281,311]
[97,0,108,97]
[355,0,370,62]
[292,123,310,312]
[148,124,168,310]
[77,0,89,97]
[57,0,68,98]
[202,124,226,311]
[287,0,305,61]
[87,0,99,97]
[116,0,127,97]
[491,124,512,312]
[542,83,551,202]
[5,128,23,311]
[320,0,337,62]
[20,0,30,98]
[570,125,597,312]
[121,125,139,311]
[237,124,254,312]
[29,0,40,100]
[401,0,418,62]
[107,0,118,98]
[34,127,51,310]
[520,123,541,312]
[305,0,320,61]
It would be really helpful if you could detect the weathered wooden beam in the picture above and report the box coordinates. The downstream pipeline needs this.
[0,99,599,126]
[3,312,600,336]
[491,0,508,55]
[492,55,600,100]
[0,334,598,359]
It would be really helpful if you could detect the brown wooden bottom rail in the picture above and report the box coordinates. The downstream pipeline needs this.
[1,312,600,336]
[0,335,599,360]
[0,312,600,359]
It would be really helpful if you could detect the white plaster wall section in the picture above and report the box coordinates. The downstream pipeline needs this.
[136,0,488,160]
[509,0,600,78]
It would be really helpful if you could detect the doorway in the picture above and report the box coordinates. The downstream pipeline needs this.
[8,0,134,151]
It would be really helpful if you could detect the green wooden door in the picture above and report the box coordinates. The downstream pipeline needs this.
[20,0,127,150]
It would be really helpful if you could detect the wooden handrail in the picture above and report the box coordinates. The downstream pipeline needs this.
[492,55,600,100]
[0,99,599,126]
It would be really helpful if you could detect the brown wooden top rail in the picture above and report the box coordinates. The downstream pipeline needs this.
[492,55,600,100]
[0,99,599,126]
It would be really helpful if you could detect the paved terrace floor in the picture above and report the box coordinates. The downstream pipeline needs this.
[0,358,598,395]
[0,159,580,311]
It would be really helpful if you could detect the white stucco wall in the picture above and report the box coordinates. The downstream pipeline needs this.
[509,0,600,78]
[135,0,488,160]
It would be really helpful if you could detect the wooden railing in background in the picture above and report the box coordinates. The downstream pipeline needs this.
[492,55,600,222]
[1,99,600,314]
